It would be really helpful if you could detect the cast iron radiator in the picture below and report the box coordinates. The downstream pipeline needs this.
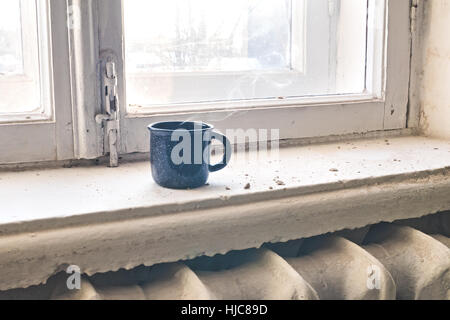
[1,212,449,300]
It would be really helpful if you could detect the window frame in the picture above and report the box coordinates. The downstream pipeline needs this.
[0,0,74,164]
[0,0,412,164]
[0,0,50,119]
[96,0,410,155]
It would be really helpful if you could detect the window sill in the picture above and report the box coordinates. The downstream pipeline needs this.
[1,135,449,290]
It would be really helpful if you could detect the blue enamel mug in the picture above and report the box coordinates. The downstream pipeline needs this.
[148,121,232,189]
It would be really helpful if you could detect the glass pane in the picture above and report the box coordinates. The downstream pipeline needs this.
[124,0,375,108]
[0,0,44,115]
[0,1,23,75]
[125,0,291,73]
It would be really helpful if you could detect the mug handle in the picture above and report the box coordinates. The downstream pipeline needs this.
[208,131,232,172]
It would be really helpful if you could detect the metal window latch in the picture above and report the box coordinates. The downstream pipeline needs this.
[95,59,119,167]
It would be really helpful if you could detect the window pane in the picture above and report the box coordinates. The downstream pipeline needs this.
[0,0,45,115]
[124,0,375,108]
[125,0,291,73]
[0,1,24,75]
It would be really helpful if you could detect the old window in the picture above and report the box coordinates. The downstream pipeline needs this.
[0,0,411,164]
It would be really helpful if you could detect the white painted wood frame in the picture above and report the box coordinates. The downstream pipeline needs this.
[0,0,74,163]
[97,0,411,155]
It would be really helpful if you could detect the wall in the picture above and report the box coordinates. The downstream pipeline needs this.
[419,0,450,139]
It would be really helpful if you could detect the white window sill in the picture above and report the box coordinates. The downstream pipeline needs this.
[1,135,449,290]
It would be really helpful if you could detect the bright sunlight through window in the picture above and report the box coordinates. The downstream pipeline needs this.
[124,0,370,109]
